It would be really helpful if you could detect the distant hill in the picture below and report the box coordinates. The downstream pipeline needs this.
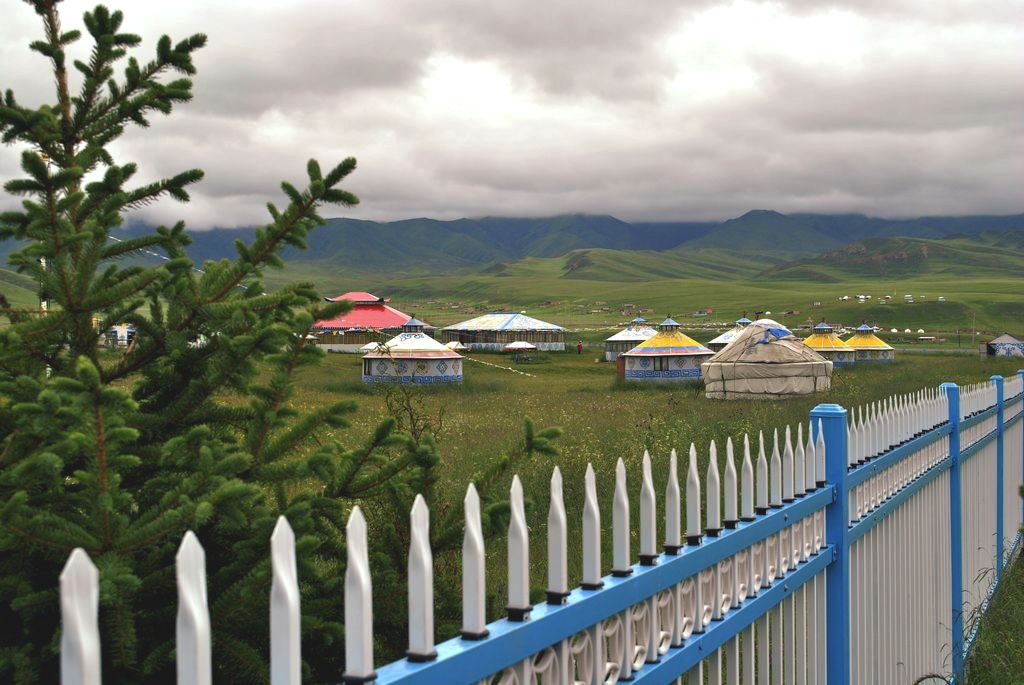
[769,231,1024,279]
[685,210,845,255]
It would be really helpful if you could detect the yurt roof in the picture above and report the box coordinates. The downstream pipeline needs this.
[622,327,712,357]
[844,330,893,351]
[606,325,657,343]
[707,323,830,364]
[630,316,648,324]
[804,322,854,351]
[314,300,413,330]
[990,333,1022,344]
[363,331,462,359]
[443,312,564,331]
[445,340,469,350]
[325,291,385,303]
[707,318,752,346]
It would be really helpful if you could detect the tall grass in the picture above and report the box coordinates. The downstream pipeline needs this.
[964,552,1024,684]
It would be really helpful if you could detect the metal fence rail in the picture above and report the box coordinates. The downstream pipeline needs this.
[57,372,1024,684]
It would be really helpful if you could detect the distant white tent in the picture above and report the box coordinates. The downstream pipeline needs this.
[503,341,538,351]
[706,316,753,351]
[604,317,656,361]
[445,340,470,351]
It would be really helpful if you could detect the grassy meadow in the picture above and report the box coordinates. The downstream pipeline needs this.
[295,348,1024,634]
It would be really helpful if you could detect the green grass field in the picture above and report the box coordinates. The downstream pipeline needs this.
[965,552,1024,684]
[295,349,1024,630]
[267,253,1023,337]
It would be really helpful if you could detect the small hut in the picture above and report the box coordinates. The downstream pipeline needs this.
[362,319,463,384]
[620,318,714,382]
[604,317,657,361]
[803,321,856,367]
[844,323,894,362]
[442,312,565,351]
[703,319,832,399]
[706,316,753,352]
[981,333,1024,358]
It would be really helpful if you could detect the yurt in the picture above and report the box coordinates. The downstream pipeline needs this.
[604,317,657,361]
[844,323,895,362]
[620,318,714,382]
[313,291,419,353]
[445,340,470,352]
[803,321,856,367]
[362,319,463,384]
[981,333,1024,358]
[442,312,565,351]
[703,319,833,400]
[706,316,753,351]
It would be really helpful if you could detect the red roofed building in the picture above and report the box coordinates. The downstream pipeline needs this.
[314,291,428,353]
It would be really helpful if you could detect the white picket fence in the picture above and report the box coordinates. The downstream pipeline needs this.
[57,373,1024,684]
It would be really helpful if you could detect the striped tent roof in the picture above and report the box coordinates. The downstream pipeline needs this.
[804,322,854,351]
[622,318,712,357]
[844,324,893,351]
[443,312,564,331]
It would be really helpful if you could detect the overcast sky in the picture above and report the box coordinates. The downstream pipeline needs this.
[2,0,1022,228]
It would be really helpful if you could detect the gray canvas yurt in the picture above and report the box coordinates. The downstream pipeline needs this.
[702,319,833,400]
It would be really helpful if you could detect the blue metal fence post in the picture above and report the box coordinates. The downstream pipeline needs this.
[992,375,1005,580]
[812,403,849,685]
[942,382,964,682]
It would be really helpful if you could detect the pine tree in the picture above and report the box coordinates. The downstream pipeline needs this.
[0,3,562,682]
[0,2,395,681]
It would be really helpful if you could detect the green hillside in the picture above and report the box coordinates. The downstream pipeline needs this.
[686,210,845,255]
[0,268,40,310]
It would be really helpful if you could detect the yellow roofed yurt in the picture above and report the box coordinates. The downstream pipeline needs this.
[362,319,463,384]
[844,323,894,362]
[620,318,714,383]
[803,320,856,367]
[703,319,833,400]
[604,317,657,361]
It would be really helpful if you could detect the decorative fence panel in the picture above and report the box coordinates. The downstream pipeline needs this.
[56,373,1024,684]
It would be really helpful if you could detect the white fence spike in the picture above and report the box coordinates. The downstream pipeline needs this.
[640,452,658,564]
[345,507,376,677]
[461,486,488,638]
[804,421,816,490]
[782,425,794,502]
[665,449,682,554]
[770,429,783,507]
[270,516,301,684]
[612,458,632,574]
[815,419,826,484]
[687,443,702,544]
[176,531,211,685]
[707,441,722,535]
[756,431,769,514]
[582,463,603,588]
[725,437,738,526]
[507,476,532,619]
[408,495,437,656]
[741,434,755,520]
[794,423,806,496]
[61,548,101,685]
[547,468,570,601]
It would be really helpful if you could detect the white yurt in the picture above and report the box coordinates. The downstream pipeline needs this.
[620,318,714,383]
[702,319,833,400]
[706,316,753,352]
[604,317,657,361]
[362,319,463,384]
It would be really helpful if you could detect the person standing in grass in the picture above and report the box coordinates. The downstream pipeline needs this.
[577,339,584,354]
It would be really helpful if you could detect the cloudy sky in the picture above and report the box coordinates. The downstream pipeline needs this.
[2,0,1022,227]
